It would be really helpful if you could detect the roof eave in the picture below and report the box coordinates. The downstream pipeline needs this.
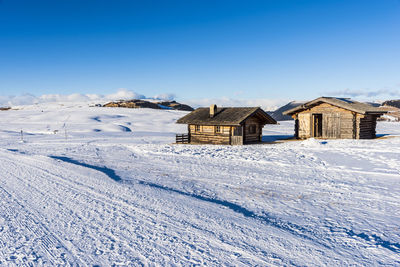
[176,120,242,126]
[282,104,307,115]
[242,108,277,125]
[365,111,388,115]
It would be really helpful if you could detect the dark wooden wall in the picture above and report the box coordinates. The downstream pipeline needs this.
[243,117,263,143]
[358,114,377,139]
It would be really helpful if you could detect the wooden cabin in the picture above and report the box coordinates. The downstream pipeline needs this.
[283,97,387,139]
[176,105,276,145]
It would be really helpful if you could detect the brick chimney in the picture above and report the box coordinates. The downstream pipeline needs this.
[210,104,217,118]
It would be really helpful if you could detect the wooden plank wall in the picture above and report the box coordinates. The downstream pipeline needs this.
[323,113,341,138]
[189,125,231,145]
[297,103,355,139]
[231,136,243,145]
[297,113,311,139]
[338,111,354,139]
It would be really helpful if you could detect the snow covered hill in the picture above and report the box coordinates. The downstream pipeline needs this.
[0,103,399,265]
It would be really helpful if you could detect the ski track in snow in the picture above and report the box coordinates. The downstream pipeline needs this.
[0,185,78,265]
[0,104,400,265]
[2,148,326,266]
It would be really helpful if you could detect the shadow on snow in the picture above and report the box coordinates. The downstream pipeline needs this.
[139,180,400,253]
[262,134,293,143]
[48,155,400,254]
[49,155,121,182]
[136,180,329,247]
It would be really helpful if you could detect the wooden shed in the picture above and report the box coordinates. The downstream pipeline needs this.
[176,105,276,145]
[283,97,387,139]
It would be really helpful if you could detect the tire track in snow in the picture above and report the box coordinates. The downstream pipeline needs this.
[0,185,79,266]
[46,153,328,265]
[40,155,295,265]
[46,154,337,255]
[0,150,289,265]
[0,156,158,265]
[47,152,340,256]
[7,146,398,265]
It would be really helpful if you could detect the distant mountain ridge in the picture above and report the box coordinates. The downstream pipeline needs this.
[103,99,194,111]
[382,99,400,109]
[267,101,305,121]
[379,100,400,121]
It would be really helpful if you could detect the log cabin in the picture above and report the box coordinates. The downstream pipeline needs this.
[283,97,387,139]
[176,105,277,145]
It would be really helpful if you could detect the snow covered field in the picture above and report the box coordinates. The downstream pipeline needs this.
[0,103,399,266]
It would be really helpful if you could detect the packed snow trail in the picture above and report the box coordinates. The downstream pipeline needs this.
[0,149,326,265]
[2,138,399,265]
[0,105,399,265]
[0,186,79,265]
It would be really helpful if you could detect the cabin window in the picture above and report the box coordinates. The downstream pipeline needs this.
[215,126,222,133]
[195,125,201,132]
[249,125,256,134]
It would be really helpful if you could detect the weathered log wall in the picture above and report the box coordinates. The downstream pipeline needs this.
[187,117,266,145]
[190,134,231,145]
[294,103,376,139]
[297,113,311,139]
[189,125,231,145]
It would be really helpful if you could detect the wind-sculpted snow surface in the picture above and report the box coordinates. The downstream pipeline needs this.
[0,103,399,265]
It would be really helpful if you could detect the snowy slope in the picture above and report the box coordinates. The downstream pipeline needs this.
[0,103,399,266]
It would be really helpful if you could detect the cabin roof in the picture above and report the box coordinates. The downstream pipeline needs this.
[283,97,387,115]
[177,107,276,126]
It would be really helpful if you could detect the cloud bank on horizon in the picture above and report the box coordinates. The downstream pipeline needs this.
[0,88,288,111]
[325,86,400,99]
[0,89,175,106]
[2,86,400,111]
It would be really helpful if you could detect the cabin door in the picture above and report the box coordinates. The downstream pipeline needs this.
[231,126,243,145]
[313,114,323,138]
[323,113,341,138]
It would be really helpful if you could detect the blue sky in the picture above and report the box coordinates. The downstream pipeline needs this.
[0,0,400,104]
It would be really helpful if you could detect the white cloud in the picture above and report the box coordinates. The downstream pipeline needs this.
[326,87,400,99]
[104,88,145,101]
[0,93,38,106]
[38,93,92,103]
[153,93,176,101]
